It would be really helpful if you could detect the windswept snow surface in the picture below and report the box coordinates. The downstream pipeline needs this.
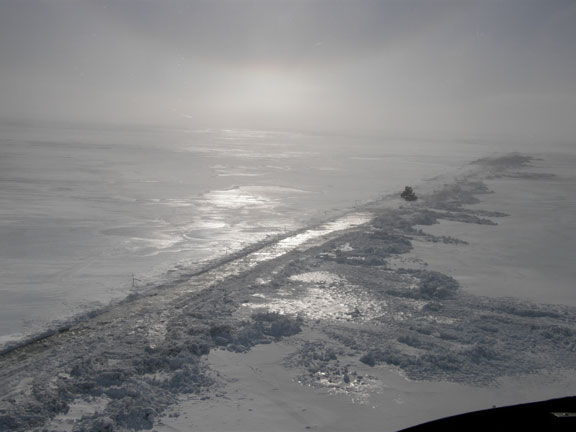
[1,153,576,431]
[0,123,501,346]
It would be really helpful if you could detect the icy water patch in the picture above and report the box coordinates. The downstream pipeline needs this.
[244,285,384,322]
[246,270,385,322]
[300,365,383,405]
[288,271,343,284]
[250,212,372,262]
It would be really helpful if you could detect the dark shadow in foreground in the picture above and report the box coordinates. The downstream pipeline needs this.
[399,396,576,432]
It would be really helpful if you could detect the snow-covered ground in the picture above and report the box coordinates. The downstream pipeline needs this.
[156,153,576,432]
[396,152,576,306]
[0,123,504,347]
[1,152,576,431]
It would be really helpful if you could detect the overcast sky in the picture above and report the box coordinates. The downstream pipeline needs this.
[1,0,575,140]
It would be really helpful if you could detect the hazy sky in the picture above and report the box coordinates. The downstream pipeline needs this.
[1,0,575,139]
